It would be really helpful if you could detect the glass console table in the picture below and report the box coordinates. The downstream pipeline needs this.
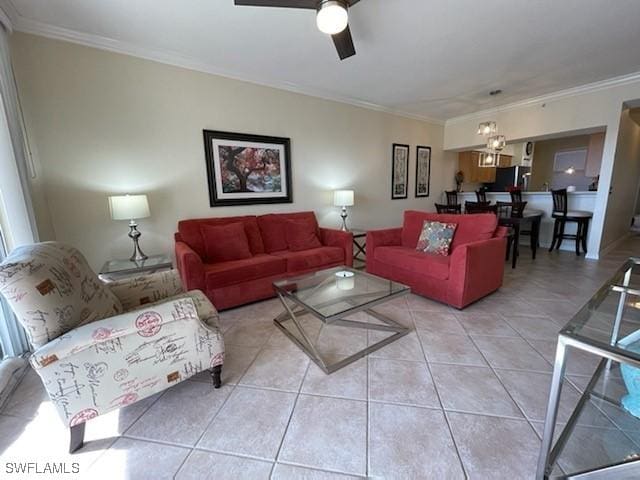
[98,254,172,281]
[538,258,640,479]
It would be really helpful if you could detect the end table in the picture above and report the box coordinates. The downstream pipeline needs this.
[350,229,367,270]
[99,254,173,282]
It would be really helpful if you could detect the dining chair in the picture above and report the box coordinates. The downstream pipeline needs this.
[475,190,488,203]
[444,190,459,206]
[465,201,496,214]
[435,203,462,214]
[496,201,527,267]
[509,189,523,204]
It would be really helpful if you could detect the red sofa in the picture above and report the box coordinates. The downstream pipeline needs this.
[175,212,353,310]
[366,210,508,309]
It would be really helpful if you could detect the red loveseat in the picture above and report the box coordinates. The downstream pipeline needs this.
[366,210,508,309]
[175,212,352,310]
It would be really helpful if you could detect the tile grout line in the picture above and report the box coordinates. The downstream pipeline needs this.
[408,307,470,480]
[80,377,172,472]
[172,324,273,478]
[268,298,320,478]
[465,331,554,466]
[269,355,311,479]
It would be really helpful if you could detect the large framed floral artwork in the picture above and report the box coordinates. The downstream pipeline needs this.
[415,145,431,197]
[391,143,409,200]
[203,130,292,206]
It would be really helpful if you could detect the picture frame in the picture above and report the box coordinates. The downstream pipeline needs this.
[203,130,292,207]
[415,145,431,197]
[391,143,409,199]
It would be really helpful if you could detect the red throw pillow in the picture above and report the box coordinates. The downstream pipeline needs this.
[201,222,252,263]
[285,219,322,252]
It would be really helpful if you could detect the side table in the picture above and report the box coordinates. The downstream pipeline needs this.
[98,254,173,282]
[350,229,367,270]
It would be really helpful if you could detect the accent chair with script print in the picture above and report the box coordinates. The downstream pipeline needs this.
[0,242,224,453]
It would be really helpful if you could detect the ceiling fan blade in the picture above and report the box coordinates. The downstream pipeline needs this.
[234,0,317,8]
[332,25,356,60]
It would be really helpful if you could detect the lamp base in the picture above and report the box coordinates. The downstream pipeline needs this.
[340,206,349,232]
[128,221,148,262]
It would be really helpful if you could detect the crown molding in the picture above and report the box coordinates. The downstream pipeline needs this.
[10,14,445,126]
[445,70,640,126]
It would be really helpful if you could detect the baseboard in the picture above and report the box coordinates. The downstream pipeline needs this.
[516,238,597,258]
[599,232,632,258]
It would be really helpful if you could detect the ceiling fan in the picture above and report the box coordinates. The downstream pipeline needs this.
[233,0,360,60]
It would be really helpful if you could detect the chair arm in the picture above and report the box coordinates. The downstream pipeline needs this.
[320,228,353,267]
[107,270,184,311]
[449,237,507,297]
[175,241,205,292]
[30,296,217,369]
[30,296,224,427]
[366,228,402,255]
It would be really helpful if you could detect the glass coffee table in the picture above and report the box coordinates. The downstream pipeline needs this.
[273,266,410,374]
[538,257,640,479]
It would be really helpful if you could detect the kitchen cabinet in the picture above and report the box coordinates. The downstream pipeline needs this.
[458,151,512,183]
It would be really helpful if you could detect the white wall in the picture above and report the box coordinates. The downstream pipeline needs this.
[601,109,640,248]
[11,33,455,270]
[443,74,640,258]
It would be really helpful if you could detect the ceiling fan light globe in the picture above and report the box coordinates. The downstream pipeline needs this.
[316,1,348,35]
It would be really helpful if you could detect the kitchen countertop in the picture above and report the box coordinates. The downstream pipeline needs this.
[458,191,598,196]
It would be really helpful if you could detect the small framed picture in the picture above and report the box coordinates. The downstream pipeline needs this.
[391,143,409,199]
[415,146,431,197]
[203,130,292,207]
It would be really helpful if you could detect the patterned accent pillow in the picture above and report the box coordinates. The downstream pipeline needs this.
[416,221,457,256]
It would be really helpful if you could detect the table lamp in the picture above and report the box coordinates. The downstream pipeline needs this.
[108,194,150,262]
[333,190,354,232]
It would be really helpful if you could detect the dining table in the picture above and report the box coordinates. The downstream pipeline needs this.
[498,208,544,268]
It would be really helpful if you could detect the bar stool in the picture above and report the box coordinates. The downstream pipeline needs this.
[548,188,593,256]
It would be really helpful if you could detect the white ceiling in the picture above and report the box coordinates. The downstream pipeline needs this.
[4,0,640,121]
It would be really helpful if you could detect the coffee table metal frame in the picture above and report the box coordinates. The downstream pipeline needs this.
[273,270,410,374]
[537,257,640,479]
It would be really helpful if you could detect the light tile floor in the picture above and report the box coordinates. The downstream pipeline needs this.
[2,238,640,479]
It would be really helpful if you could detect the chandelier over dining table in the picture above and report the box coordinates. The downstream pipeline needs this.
[477,121,507,168]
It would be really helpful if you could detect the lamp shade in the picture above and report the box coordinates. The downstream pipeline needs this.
[333,190,354,207]
[109,194,150,220]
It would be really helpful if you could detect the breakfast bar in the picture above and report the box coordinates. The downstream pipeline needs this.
[457,191,598,252]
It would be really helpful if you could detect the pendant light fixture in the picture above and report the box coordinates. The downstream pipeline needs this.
[477,120,506,168]
[477,121,497,136]
[479,152,499,168]
[487,135,506,151]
